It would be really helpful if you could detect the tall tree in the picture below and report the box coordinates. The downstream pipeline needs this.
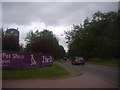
[2,35,20,51]
[25,29,65,59]
[65,11,120,59]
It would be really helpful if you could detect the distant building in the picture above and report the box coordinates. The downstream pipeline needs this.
[5,28,19,41]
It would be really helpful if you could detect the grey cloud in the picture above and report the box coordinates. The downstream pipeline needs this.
[0,2,2,27]
[118,1,120,10]
[2,2,118,26]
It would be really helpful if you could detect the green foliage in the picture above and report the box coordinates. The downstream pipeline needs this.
[65,11,120,59]
[87,58,119,67]
[2,34,20,51]
[25,29,66,59]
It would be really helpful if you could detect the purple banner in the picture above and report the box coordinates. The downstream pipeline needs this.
[0,51,53,68]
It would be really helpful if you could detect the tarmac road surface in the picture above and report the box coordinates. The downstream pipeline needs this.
[2,61,119,88]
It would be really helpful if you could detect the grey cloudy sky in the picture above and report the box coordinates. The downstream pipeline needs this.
[2,2,118,51]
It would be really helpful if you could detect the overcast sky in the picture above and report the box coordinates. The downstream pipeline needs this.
[1,2,118,51]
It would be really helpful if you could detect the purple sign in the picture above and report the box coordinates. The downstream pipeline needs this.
[0,51,53,68]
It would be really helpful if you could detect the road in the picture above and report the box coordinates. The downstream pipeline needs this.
[2,61,119,88]
[64,61,119,87]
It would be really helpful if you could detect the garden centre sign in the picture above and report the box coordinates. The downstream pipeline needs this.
[0,51,53,68]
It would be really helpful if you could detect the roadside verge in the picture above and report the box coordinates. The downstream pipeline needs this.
[56,61,83,77]
[2,63,69,80]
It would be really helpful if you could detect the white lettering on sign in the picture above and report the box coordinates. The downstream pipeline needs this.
[0,59,10,64]
[12,53,24,60]
[2,53,11,59]
[42,56,52,63]
[50,56,53,62]
[2,53,24,60]
[30,54,37,65]
[42,56,45,63]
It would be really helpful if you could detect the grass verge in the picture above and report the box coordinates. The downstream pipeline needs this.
[87,58,120,67]
[2,63,69,80]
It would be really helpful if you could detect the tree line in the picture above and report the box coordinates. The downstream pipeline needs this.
[65,11,120,59]
[2,10,119,60]
[2,29,66,60]
[25,29,66,59]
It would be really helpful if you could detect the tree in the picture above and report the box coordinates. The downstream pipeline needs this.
[57,45,66,59]
[25,29,66,59]
[2,35,20,51]
[65,11,120,59]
